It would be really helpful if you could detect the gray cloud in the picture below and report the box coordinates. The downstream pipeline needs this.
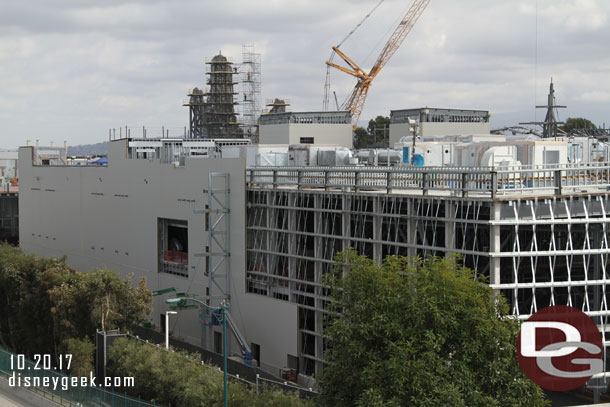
[0,0,609,149]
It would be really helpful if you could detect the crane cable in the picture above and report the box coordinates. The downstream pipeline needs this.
[324,0,385,110]
[337,0,385,48]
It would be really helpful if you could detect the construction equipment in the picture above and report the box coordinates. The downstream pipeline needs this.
[153,288,198,309]
[202,307,253,366]
[225,312,253,366]
[324,0,431,129]
[161,291,254,366]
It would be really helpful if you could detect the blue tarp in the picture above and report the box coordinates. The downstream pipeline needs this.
[89,156,108,165]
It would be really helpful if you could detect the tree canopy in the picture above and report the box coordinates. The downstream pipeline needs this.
[108,337,312,407]
[560,117,596,133]
[353,116,390,149]
[318,251,548,407]
[0,243,151,367]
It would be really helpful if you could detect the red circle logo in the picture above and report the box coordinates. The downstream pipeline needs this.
[517,305,603,391]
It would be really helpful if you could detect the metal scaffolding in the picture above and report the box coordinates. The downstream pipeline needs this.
[204,54,242,138]
[240,45,261,142]
[184,88,205,138]
[195,173,231,348]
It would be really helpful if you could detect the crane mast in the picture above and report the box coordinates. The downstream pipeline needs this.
[325,0,430,129]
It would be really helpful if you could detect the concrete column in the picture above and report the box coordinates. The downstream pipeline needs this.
[490,202,502,288]
[407,198,417,261]
[266,191,274,276]
[342,195,351,252]
[373,196,382,263]
[313,195,324,369]
[445,200,455,257]
[288,193,297,282]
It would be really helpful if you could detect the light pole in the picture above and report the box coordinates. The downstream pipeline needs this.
[165,311,177,349]
[166,297,230,407]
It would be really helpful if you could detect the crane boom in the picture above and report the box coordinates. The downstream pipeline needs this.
[326,0,430,129]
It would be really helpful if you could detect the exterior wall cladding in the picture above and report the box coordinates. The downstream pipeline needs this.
[18,139,610,380]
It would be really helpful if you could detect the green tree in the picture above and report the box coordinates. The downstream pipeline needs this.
[353,127,370,149]
[353,116,391,149]
[367,115,391,148]
[108,337,312,407]
[62,337,95,377]
[318,250,548,407]
[560,117,596,133]
[48,269,152,346]
[0,244,151,365]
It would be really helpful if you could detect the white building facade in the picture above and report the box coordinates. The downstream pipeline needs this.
[19,139,298,375]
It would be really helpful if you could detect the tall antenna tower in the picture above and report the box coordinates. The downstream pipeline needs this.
[240,45,261,141]
[521,78,566,139]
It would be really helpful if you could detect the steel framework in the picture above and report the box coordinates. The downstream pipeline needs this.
[245,165,610,375]
[240,45,261,141]
[195,173,231,348]
[184,88,205,138]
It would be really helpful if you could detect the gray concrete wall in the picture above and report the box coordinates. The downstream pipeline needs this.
[390,122,490,145]
[18,139,297,373]
[260,123,353,147]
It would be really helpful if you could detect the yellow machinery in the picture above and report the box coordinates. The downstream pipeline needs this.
[324,0,431,129]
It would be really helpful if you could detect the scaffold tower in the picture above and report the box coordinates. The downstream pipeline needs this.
[183,87,205,138]
[240,45,261,141]
[204,53,242,138]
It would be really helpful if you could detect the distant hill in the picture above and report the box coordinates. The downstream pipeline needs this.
[67,142,108,156]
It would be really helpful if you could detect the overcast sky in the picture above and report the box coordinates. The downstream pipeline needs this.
[1,0,609,149]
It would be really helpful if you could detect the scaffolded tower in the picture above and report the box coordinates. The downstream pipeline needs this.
[204,53,242,138]
[240,45,261,141]
[265,98,290,114]
[184,87,205,138]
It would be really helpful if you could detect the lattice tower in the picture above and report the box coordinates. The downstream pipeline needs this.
[240,45,261,141]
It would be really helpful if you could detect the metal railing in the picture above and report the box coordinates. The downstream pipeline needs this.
[246,163,610,198]
[0,346,162,407]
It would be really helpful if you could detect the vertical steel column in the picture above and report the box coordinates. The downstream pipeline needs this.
[314,194,324,374]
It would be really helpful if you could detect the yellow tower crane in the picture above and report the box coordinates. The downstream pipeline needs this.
[324,0,431,129]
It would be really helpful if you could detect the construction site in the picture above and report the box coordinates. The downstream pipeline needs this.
[11,0,610,396]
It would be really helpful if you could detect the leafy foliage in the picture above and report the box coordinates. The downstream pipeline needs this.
[353,116,391,149]
[560,117,596,133]
[108,337,312,407]
[353,127,369,149]
[62,337,95,377]
[0,243,151,364]
[318,250,548,407]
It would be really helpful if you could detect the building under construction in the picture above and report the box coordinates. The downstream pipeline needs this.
[18,112,610,383]
[184,53,243,138]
